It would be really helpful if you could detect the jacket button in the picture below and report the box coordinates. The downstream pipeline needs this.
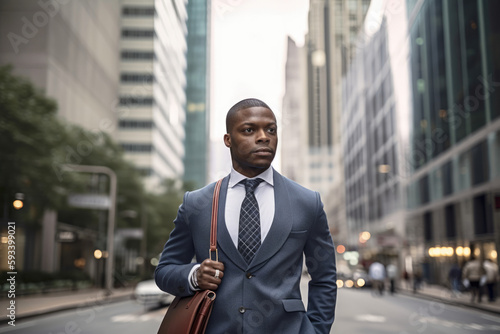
[246,272,253,279]
[239,307,246,314]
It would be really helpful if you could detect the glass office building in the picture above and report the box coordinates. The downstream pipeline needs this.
[405,0,500,283]
[183,0,211,189]
[343,0,500,283]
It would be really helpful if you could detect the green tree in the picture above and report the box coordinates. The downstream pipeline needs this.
[0,65,74,222]
[0,65,145,227]
[55,125,146,232]
[146,180,183,253]
[139,179,196,277]
[0,66,192,284]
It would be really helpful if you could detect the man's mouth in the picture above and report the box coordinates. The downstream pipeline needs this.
[253,148,274,156]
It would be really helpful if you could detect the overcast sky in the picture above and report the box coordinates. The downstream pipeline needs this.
[210,0,309,140]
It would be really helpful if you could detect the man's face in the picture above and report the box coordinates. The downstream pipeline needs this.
[224,106,278,178]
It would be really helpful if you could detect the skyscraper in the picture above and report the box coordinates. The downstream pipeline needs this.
[183,0,211,189]
[342,5,410,258]
[117,0,188,191]
[282,37,308,185]
[300,0,370,244]
[404,0,500,283]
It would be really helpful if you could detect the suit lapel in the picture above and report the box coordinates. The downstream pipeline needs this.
[216,175,248,270]
[249,170,293,270]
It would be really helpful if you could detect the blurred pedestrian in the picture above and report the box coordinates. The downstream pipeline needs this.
[369,261,386,295]
[386,263,397,294]
[448,263,462,297]
[402,270,411,290]
[462,254,486,303]
[413,267,423,293]
[155,98,337,333]
[483,258,499,302]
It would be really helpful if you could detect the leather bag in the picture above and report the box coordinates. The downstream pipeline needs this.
[157,179,223,334]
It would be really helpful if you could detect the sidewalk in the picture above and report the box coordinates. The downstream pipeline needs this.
[1,287,135,323]
[397,282,500,315]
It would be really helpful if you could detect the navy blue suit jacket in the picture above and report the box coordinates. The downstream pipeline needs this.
[155,170,337,333]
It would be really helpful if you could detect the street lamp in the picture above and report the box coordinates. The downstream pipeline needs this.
[12,193,24,210]
[12,200,23,210]
[63,164,117,295]
[359,231,371,243]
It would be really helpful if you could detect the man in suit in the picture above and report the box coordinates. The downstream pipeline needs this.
[155,98,337,333]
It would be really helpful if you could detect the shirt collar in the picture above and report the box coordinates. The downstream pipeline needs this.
[228,166,274,188]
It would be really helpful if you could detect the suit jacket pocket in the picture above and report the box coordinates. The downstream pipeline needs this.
[289,230,308,238]
[282,299,306,312]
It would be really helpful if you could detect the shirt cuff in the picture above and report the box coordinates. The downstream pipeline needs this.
[188,264,201,291]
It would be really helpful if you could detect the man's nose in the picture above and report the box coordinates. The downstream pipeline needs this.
[256,129,270,142]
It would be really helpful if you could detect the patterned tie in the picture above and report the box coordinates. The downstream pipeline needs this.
[238,178,264,264]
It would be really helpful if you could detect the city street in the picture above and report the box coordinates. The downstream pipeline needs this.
[333,289,500,333]
[2,287,500,334]
[0,298,165,334]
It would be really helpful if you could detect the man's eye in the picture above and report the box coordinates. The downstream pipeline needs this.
[267,128,276,133]
[244,128,253,133]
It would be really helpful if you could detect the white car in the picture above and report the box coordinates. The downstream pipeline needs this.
[134,279,175,307]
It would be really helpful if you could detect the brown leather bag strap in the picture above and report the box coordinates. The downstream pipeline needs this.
[209,179,223,261]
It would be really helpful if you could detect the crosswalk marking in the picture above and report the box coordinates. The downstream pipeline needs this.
[354,314,387,323]
[111,312,163,323]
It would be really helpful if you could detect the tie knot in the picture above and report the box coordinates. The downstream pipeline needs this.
[243,178,263,194]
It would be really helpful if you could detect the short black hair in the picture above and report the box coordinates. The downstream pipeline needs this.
[226,98,272,132]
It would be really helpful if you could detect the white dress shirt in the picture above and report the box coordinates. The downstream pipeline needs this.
[225,166,275,247]
[189,167,275,290]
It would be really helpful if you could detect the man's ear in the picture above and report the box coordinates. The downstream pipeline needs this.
[224,133,231,148]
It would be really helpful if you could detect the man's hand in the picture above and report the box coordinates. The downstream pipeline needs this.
[197,259,224,290]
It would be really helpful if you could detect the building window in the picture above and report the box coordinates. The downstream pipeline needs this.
[122,7,155,16]
[119,120,154,129]
[121,50,155,60]
[119,96,154,106]
[457,151,471,191]
[471,140,489,186]
[423,212,433,242]
[407,181,419,209]
[122,29,154,38]
[445,204,456,238]
[419,175,429,205]
[442,161,453,196]
[121,143,153,153]
[120,73,154,84]
[473,194,494,235]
